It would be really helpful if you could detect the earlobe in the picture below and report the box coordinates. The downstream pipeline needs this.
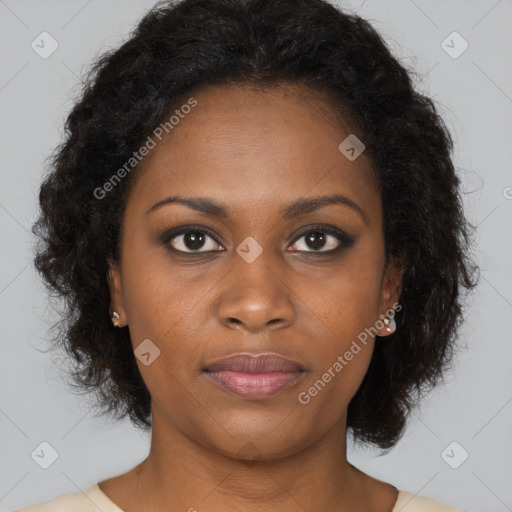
[107,259,127,327]
[378,255,404,337]
[383,254,405,305]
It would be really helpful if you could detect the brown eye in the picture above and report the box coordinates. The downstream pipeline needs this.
[288,225,355,254]
[164,226,224,253]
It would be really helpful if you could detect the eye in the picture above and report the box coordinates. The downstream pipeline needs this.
[162,223,354,255]
[164,225,224,253]
[288,224,354,254]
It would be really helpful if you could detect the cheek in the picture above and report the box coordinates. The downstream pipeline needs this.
[122,257,203,347]
[299,253,383,347]
[294,283,377,432]
[119,253,211,423]
[120,243,225,389]
[291,256,383,416]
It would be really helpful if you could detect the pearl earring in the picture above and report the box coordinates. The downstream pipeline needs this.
[110,310,120,327]
[383,315,396,334]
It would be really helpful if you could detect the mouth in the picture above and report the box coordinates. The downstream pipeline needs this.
[203,352,305,400]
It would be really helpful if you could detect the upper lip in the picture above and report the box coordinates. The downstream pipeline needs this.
[204,353,304,373]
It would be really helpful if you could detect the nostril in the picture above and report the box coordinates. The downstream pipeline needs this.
[229,318,242,328]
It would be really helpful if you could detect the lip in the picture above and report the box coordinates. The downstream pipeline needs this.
[203,353,305,400]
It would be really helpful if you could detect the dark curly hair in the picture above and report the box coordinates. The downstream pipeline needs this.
[32,0,479,450]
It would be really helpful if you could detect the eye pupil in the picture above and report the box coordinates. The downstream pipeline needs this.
[185,231,205,250]
[306,231,326,250]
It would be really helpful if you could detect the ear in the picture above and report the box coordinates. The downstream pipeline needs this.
[377,254,404,337]
[107,258,127,327]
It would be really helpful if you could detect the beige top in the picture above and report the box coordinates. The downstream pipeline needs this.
[15,483,466,512]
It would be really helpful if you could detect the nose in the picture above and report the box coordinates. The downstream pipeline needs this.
[216,254,296,333]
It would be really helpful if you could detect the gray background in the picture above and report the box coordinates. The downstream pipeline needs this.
[1,0,511,511]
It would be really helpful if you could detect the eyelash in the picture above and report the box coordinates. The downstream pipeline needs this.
[161,223,355,256]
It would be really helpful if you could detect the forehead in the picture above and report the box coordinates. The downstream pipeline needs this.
[126,83,381,223]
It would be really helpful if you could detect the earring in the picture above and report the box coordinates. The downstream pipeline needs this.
[110,310,120,327]
[383,315,396,334]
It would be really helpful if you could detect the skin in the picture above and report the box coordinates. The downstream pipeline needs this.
[102,83,404,512]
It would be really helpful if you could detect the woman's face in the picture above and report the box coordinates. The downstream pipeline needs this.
[109,83,403,460]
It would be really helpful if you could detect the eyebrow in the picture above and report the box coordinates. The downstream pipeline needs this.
[146,194,366,223]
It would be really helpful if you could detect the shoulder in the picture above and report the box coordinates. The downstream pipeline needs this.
[393,490,466,512]
[14,484,124,512]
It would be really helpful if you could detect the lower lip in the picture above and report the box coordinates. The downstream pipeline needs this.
[204,371,303,399]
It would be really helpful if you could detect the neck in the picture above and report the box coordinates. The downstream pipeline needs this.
[131,406,380,512]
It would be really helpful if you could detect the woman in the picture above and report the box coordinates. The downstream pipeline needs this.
[18,0,479,510]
